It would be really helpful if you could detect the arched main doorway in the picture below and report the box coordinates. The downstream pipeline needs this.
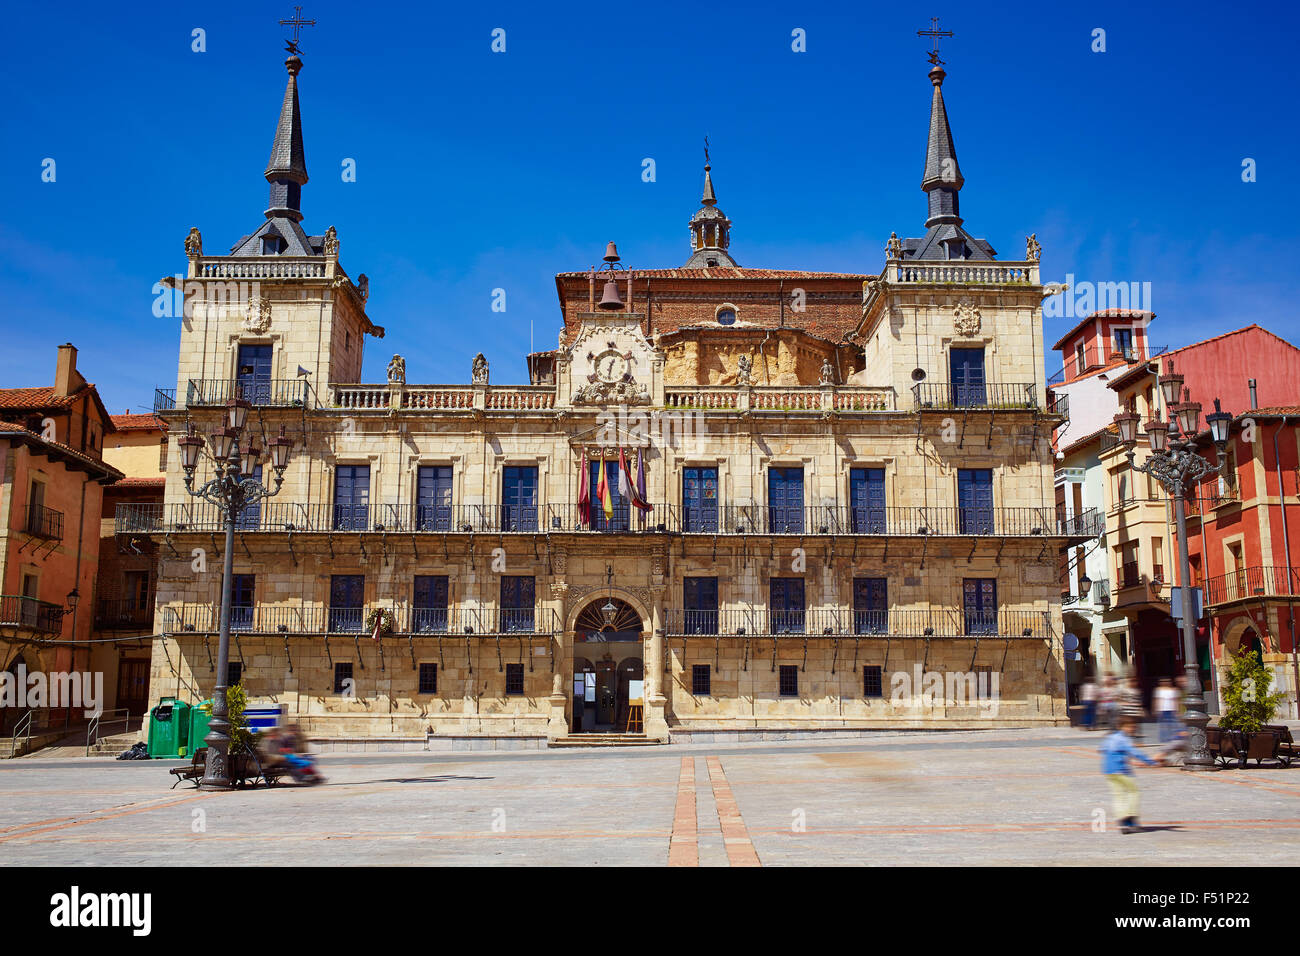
[572,598,645,733]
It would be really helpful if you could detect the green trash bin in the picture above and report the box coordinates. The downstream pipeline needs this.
[189,700,213,756]
[147,697,192,758]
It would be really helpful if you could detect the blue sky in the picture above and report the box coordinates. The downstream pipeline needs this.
[1,0,1296,413]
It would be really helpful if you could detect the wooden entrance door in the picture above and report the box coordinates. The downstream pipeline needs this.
[117,658,150,718]
[594,659,617,726]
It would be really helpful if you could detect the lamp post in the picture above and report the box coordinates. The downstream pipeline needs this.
[1113,359,1232,772]
[178,400,293,790]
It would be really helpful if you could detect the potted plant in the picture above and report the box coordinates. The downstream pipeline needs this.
[226,682,256,783]
[1218,648,1284,761]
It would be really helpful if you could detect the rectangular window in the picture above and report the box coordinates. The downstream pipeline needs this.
[682,466,719,533]
[779,665,799,697]
[849,468,886,533]
[769,578,806,634]
[235,343,273,405]
[1113,327,1134,359]
[853,577,887,634]
[683,576,719,634]
[1075,342,1086,376]
[227,661,243,687]
[412,575,449,633]
[416,466,453,531]
[692,664,711,695]
[949,347,987,407]
[1152,537,1165,583]
[1120,542,1140,588]
[863,665,883,698]
[329,574,364,632]
[963,578,998,635]
[501,465,539,532]
[159,436,168,471]
[505,662,525,696]
[230,573,254,631]
[333,662,353,694]
[957,469,994,533]
[768,467,805,534]
[418,662,438,694]
[333,464,370,531]
[124,569,150,611]
[588,458,630,531]
[500,576,535,632]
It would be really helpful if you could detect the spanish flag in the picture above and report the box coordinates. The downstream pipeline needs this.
[596,455,614,521]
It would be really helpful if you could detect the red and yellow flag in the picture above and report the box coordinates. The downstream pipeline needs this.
[577,452,589,526]
[596,455,614,520]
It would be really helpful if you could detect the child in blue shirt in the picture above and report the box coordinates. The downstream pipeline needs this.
[1102,716,1161,833]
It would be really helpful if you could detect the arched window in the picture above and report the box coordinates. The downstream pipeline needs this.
[716,306,736,326]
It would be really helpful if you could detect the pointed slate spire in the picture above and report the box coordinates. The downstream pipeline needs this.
[264,54,309,223]
[920,62,963,229]
[701,162,717,206]
[684,154,737,268]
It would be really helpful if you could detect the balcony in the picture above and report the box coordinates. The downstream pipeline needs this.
[1048,344,1168,386]
[913,382,1039,411]
[160,603,559,637]
[117,501,1102,540]
[153,388,176,413]
[95,598,153,630]
[1204,566,1300,607]
[664,607,1050,639]
[0,595,65,633]
[185,379,310,409]
[24,504,63,541]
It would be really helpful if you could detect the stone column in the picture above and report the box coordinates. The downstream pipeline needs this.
[547,582,571,739]
[645,588,670,741]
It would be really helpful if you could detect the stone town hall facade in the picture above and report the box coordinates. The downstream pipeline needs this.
[125,46,1096,746]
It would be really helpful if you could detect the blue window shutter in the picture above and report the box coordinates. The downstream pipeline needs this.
[949,348,986,407]
[416,466,453,531]
[682,467,718,533]
[768,467,804,534]
[236,344,273,404]
[849,468,886,533]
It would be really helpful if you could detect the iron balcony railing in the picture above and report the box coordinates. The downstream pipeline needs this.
[161,603,559,637]
[24,504,63,541]
[153,388,176,413]
[1047,344,1168,385]
[185,379,311,408]
[664,607,1050,639]
[0,595,65,633]
[913,382,1038,411]
[117,501,1101,539]
[1204,566,1300,607]
[95,598,153,630]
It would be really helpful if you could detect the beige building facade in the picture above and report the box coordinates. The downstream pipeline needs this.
[124,51,1092,747]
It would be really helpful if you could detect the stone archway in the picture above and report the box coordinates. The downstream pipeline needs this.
[570,597,645,732]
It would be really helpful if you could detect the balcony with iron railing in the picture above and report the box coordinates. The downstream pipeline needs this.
[663,607,1051,639]
[0,595,65,633]
[23,504,63,541]
[160,603,559,637]
[1047,343,1168,386]
[117,501,1102,540]
[913,382,1039,411]
[94,598,153,630]
[1062,577,1111,608]
[1204,566,1300,607]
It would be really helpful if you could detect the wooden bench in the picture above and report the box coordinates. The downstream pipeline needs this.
[169,748,208,789]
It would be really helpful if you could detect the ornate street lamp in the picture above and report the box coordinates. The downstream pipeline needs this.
[1078,574,1092,598]
[179,415,293,790]
[1118,359,1231,772]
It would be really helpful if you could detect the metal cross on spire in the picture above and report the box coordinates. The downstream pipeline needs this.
[704,135,710,168]
[280,5,317,56]
[917,17,954,66]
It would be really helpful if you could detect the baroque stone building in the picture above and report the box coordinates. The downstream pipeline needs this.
[124,49,1094,748]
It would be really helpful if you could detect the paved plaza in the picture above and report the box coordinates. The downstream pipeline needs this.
[2,728,1298,866]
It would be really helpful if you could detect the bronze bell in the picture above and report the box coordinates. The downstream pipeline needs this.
[597,277,624,311]
[603,241,620,263]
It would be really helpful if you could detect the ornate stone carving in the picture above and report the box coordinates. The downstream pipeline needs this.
[819,357,835,386]
[387,354,406,385]
[571,379,650,406]
[184,227,203,257]
[953,300,981,337]
[472,352,490,385]
[323,225,339,257]
[1026,233,1041,261]
[736,354,752,386]
[552,551,568,576]
[886,231,903,259]
[356,273,369,304]
[243,295,272,334]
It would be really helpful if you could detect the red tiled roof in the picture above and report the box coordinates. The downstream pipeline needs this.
[111,413,168,432]
[0,386,78,409]
[0,420,124,482]
[1050,310,1155,353]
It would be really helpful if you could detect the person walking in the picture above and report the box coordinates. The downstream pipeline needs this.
[1154,678,1180,743]
[1102,715,1162,833]
[1098,675,1119,731]
[1080,676,1098,731]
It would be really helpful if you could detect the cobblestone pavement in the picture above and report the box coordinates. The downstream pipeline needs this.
[2,728,1297,866]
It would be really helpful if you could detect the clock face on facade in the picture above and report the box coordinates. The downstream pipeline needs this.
[593,348,632,383]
